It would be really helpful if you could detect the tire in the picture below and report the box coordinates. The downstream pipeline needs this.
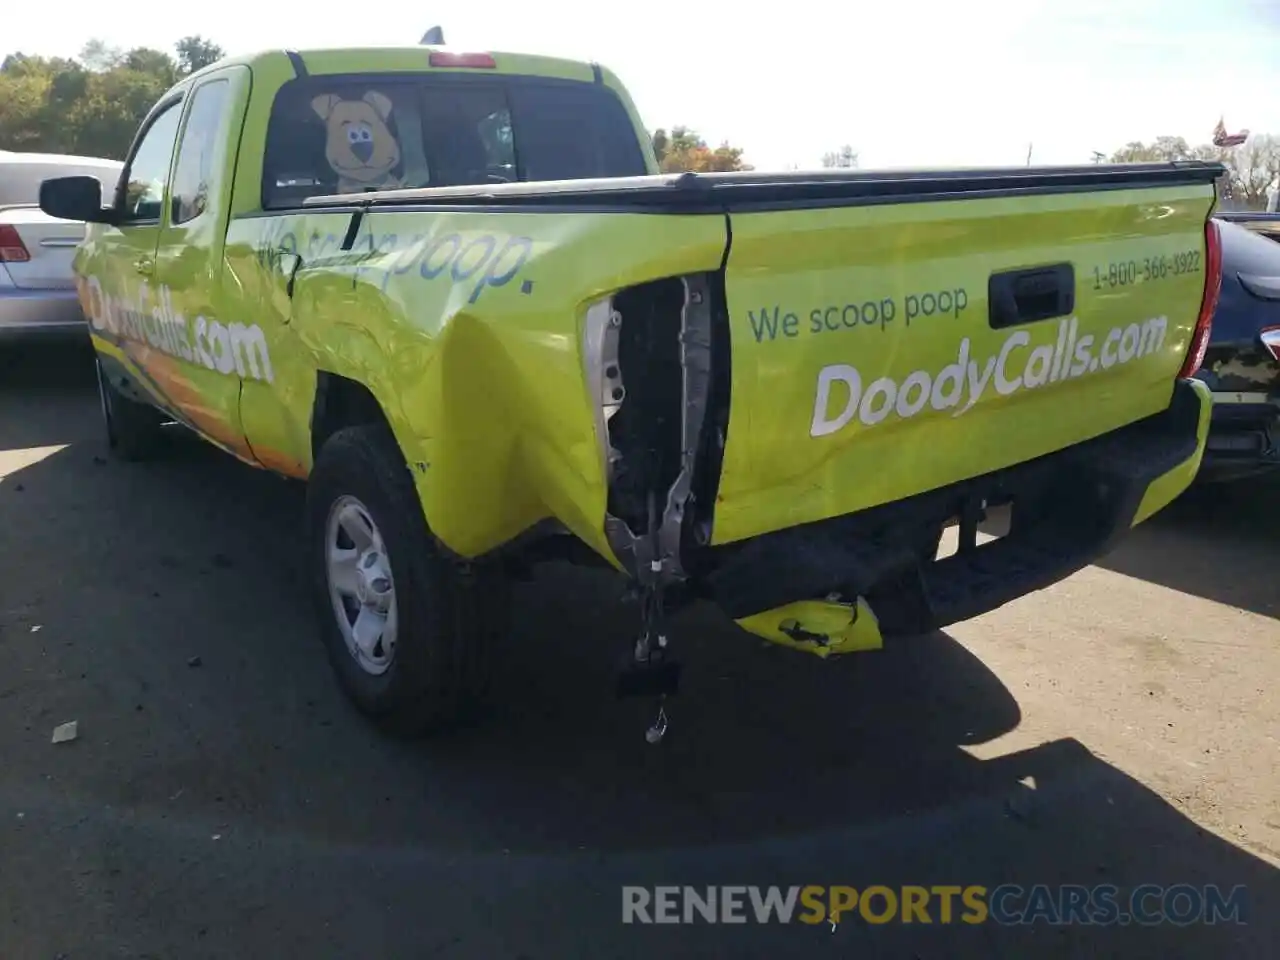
[95,358,166,461]
[306,423,507,736]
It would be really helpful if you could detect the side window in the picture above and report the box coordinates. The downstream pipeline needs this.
[170,79,231,225]
[119,102,183,224]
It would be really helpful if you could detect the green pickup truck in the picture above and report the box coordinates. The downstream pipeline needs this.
[40,44,1224,739]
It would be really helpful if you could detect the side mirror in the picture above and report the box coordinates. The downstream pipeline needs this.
[39,176,114,225]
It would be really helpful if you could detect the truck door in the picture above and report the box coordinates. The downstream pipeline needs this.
[150,67,258,464]
[86,99,184,409]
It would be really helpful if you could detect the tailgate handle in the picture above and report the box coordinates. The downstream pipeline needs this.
[988,263,1075,329]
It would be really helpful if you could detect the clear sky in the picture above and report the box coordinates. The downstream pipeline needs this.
[6,0,1279,170]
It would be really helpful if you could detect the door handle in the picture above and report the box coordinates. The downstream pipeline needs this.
[134,257,154,276]
[988,263,1075,329]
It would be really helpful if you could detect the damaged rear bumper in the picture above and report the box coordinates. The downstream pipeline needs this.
[704,378,1212,654]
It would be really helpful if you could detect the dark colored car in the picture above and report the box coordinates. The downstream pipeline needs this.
[1193,217,1280,481]
[1216,211,1280,243]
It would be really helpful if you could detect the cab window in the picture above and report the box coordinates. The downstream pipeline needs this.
[119,102,183,224]
[170,79,231,225]
[261,74,646,209]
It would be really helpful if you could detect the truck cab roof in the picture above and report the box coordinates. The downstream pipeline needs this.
[181,45,606,91]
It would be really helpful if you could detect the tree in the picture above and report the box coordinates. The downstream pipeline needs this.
[1109,133,1280,210]
[122,47,179,86]
[175,36,225,76]
[1110,136,1193,163]
[0,37,223,159]
[1223,134,1280,208]
[821,145,858,169]
[0,66,51,151]
[650,126,751,173]
[79,39,123,72]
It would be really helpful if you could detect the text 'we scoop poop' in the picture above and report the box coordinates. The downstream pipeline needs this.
[747,285,970,343]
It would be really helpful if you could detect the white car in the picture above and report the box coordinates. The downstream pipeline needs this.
[1,151,124,341]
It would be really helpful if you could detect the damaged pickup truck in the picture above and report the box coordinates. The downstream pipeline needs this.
[40,44,1224,739]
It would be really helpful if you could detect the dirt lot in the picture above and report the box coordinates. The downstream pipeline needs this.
[1,340,1277,959]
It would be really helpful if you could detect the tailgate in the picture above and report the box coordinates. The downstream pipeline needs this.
[711,180,1217,545]
[0,206,86,290]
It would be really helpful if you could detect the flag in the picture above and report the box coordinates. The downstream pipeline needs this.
[1213,116,1249,147]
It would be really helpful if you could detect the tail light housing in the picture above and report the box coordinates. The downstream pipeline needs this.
[1261,325,1280,362]
[1178,218,1223,378]
[0,224,30,263]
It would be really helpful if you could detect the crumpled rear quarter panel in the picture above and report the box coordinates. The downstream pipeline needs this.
[224,208,726,561]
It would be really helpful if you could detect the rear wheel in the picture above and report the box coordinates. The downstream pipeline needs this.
[95,358,166,461]
[306,424,507,736]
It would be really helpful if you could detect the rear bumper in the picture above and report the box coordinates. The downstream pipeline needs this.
[0,287,87,340]
[702,378,1212,647]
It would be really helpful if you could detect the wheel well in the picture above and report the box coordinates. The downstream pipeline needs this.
[311,372,391,460]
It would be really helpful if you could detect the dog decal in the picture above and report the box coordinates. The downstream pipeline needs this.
[311,90,404,194]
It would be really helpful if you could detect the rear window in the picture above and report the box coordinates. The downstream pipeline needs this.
[261,74,647,208]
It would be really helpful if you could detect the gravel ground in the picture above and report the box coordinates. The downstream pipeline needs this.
[1,340,1277,959]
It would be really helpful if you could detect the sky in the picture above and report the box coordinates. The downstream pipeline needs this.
[6,0,1280,170]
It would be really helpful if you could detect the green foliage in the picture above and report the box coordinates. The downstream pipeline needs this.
[0,36,225,160]
[175,36,226,75]
[1110,133,1280,210]
[1110,136,1194,163]
[651,126,751,173]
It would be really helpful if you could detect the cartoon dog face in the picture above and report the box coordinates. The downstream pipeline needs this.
[311,91,401,190]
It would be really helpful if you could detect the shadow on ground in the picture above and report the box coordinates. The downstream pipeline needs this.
[1093,472,1280,620]
[0,336,99,449]
[1,343,1276,958]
